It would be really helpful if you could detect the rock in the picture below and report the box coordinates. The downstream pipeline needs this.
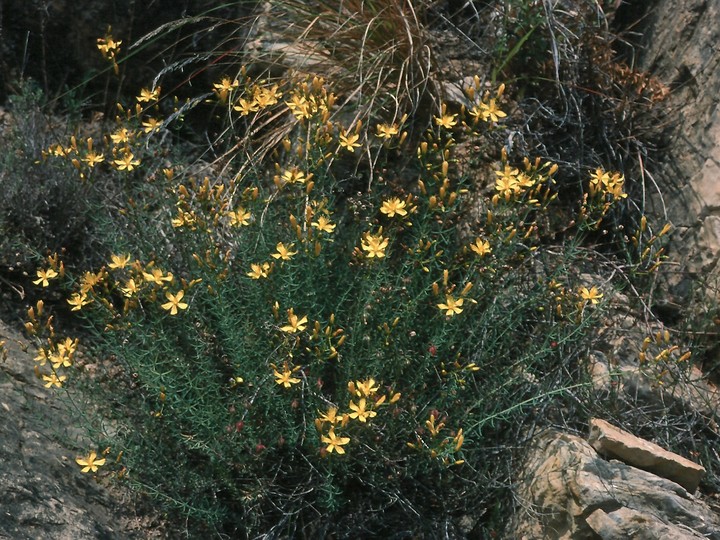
[586,507,708,539]
[635,0,720,304]
[509,430,720,539]
[0,319,167,539]
[588,418,705,493]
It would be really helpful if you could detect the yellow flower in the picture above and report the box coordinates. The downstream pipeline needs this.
[282,167,308,185]
[495,165,520,199]
[376,123,399,139]
[434,113,458,129]
[227,207,251,227]
[321,429,350,454]
[274,368,301,388]
[42,372,67,388]
[108,253,132,269]
[33,268,58,287]
[271,242,298,261]
[354,378,379,397]
[311,215,336,234]
[380,198,408,218]
[142,268,173,285]
[110,128,132,145]
[286,94,312,120]
[67,292,92,311]
[75,451,106,473]
[339,131,361,152]
[361,233,389,259]
[50,349,72,369]
[141,118,162,133]
[253,84,282,108]
[136,87,160,103]
[470,238,491,256]
[57,337,78,357]
[83,150,105,168]
[247,262,270,279]
[121,278,140,297]
[348,398,377,423]
[438,295,464,316]
[161,290,188,315]
[589,168,611,188]
[579,286,603,304]
[213,77,239,102]
[281,308,308,333]
[233,98,259,116]
[96,35,121,58]
[34,348,49,366]
[317,406,341,425]
[478,99,507,122]
[113,152,141,171]
[80,270,105,292]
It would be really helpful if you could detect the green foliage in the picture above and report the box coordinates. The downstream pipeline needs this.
[0,82,92,272]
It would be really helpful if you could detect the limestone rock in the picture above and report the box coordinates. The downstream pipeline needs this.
[636,0,720,304]
[586,507,707,539]
[509,430,720,539]
[588,418,705,493]
[0,319,167,539]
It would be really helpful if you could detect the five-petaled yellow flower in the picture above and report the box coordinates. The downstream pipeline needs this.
[376,123,399,139]
[438,295,464,317]
[76,451,106,473]
[281,308,308,333]
[274,368,301,388]
[380,198,408,218]
[67,292,92,311]
[33,268,58,287]
[361,233,389,259]
[348,398,377,423]
[282,167,308,185]
[579,286,603,304]
[233,98,259,116]
[228,208,251,227]
[80,270,105,292]
[271,242,298,261]
[213,77,239,102]
[114,152,141,171]
[110,128,132,145]
[321,429,350,454]
[434,113,458,129]
[339,131,361,152]
[143,268,173,285]
[470,238,491,256]
[478,99,507,122]
[121,278,140,297]
[247,262,270,279]
[311,215,336,234]
[317,406,341,425]
[142,118,162,133]
[108,253,132,269]
[355,378,379,397]
[83,150,105,168]
[162,290,188,315]
[43,373,67,388]
[136,87,160,103]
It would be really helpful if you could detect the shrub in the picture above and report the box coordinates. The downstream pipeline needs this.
[0,82,95,286]
[23,3,676,538]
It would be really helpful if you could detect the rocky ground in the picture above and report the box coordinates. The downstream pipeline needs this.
[0,318,169,539]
